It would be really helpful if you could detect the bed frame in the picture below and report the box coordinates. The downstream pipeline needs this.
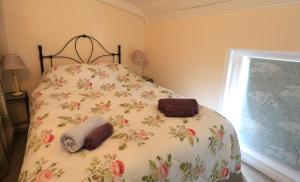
[38,34,121,74]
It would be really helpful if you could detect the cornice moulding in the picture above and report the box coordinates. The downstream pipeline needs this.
[149,0,300,21]
[99,0,300,24]
[99,0,148,22]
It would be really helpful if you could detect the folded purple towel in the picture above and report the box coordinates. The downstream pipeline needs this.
[158,99,199,114]
[84,123,113,150]
[163,105,195,117]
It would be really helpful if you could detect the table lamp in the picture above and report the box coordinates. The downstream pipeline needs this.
[132,50,148,76]
[1,54,26,96]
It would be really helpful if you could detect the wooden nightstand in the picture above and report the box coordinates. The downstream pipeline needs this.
[5,91,30,132]
[142,76,154,83]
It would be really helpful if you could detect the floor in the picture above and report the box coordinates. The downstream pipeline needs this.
[2,132,27,182]
[2,132,274,182]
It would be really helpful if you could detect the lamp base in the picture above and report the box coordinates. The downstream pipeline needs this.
[13,91,24,96]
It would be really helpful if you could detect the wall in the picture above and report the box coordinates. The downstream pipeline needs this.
[3,1,300,110]
[145,4,300,110]
[2,0,145,94]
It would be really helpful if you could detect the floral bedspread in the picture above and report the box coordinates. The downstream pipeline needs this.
[19,63,241,182]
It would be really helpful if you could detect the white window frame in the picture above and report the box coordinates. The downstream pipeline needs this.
[220,49,300,182]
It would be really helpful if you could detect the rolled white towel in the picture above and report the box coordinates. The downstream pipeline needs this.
[60,116,106,153]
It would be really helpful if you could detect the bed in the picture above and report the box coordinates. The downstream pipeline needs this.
[19,35,241,182]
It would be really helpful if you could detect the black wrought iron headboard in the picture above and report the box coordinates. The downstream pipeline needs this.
[38,34,121,73]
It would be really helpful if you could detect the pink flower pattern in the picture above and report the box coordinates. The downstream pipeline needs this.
[140,91,156,99]
[41,130,55,146]
[108,115,129,129]
[57,115,88,127]
[61,101,80,111]
[50,92,71,101]
[170,125,199,145]
[91,101,111,114]
[112,129,154,150]
[33,113,49,129]
[83,154,125,182]
[19,158,64,182]
[35,170,53,182]
[77,78,93,90]
[42,76,67,89]
[65,65,82,75]
[186,128,196,137]
[209,125,225,154]
[142,154,172,182]
[111,160,125,177]
[79,91,103,101]
[23,63,240,182]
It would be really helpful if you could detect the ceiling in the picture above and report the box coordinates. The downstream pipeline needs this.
[101,0,300,20]
[123,0,300,19]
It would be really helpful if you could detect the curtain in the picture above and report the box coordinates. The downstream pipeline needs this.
[0,81,14,179]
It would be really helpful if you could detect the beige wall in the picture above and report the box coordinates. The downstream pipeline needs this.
[2,0,145,94]
[2,1,300,110]
[0,0,7,57]
[145,4,300,110]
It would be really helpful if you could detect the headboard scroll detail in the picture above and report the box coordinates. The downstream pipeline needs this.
[38,34,121,73]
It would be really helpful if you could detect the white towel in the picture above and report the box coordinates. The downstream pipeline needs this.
[60,116,105,153]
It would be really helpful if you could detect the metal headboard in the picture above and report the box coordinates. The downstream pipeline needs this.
[38,34,121,73]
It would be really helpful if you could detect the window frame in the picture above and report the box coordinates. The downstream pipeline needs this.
[220,49,300,182]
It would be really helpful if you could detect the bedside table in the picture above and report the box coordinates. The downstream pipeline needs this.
[142,76,154,83]
[5,91,30,132]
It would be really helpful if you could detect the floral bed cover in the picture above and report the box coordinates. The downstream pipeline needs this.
[19,63,241,182]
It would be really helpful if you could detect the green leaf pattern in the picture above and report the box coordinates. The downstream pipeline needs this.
[208,125,225,154]
[180,156,205,181]
[57,115,88,127]
[169,125,199,146]
[50,92,71,101]
[142,154,172,182]
[60,101,81,111]
[65,64,82,75]
[19,158,64,182]
[112,129,154,150]
[142,115,165,127]
[42,75,67,89]
[119,100,147,113]
[22,63,240,182]
[141,91,156,100]
[82,154,125,182]
[108,115,129,128]
[211,160,229,182]
[79,91,103,101]
[77,78,93,90]
[91,101,111,114]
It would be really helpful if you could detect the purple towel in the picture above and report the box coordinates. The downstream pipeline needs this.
[158,99,199,114]
[84,123,113,150]
[163,105,195,117]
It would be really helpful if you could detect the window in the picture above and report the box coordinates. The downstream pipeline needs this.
[221,49,300,181]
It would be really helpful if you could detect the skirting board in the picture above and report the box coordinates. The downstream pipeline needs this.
[241,145,300,182]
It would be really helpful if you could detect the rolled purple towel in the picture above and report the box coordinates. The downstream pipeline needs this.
[84,123,113,150]
[158,99,199,114]
[164,105,195,117]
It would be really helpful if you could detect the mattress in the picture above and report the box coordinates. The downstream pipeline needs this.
[19,63,241,182]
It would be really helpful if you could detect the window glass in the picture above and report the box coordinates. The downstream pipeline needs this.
[240,58,300,171]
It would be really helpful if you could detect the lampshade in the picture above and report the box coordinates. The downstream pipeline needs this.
[132,50,147,65]
[1,54,26,70]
